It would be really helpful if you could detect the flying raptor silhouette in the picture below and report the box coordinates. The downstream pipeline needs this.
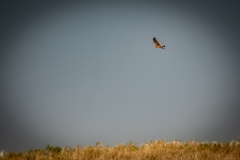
[153,37,166,49]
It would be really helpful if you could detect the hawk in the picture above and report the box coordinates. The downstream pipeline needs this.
[153,37,166,49]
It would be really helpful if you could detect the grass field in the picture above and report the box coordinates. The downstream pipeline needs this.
[1,140,240,160]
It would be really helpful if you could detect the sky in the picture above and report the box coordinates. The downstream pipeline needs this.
[1,0,240,152]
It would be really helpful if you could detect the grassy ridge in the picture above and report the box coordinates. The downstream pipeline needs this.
[1,140,240,160]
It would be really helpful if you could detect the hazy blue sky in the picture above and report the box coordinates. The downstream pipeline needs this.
[1,0,240,152]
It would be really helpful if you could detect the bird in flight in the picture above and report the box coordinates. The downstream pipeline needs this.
[153,37,166,49]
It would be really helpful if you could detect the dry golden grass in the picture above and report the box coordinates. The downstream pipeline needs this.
[1,140,240,160]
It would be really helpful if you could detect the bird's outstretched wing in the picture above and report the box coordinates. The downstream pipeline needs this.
[153,37,160,47]
[153,37,166,49]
